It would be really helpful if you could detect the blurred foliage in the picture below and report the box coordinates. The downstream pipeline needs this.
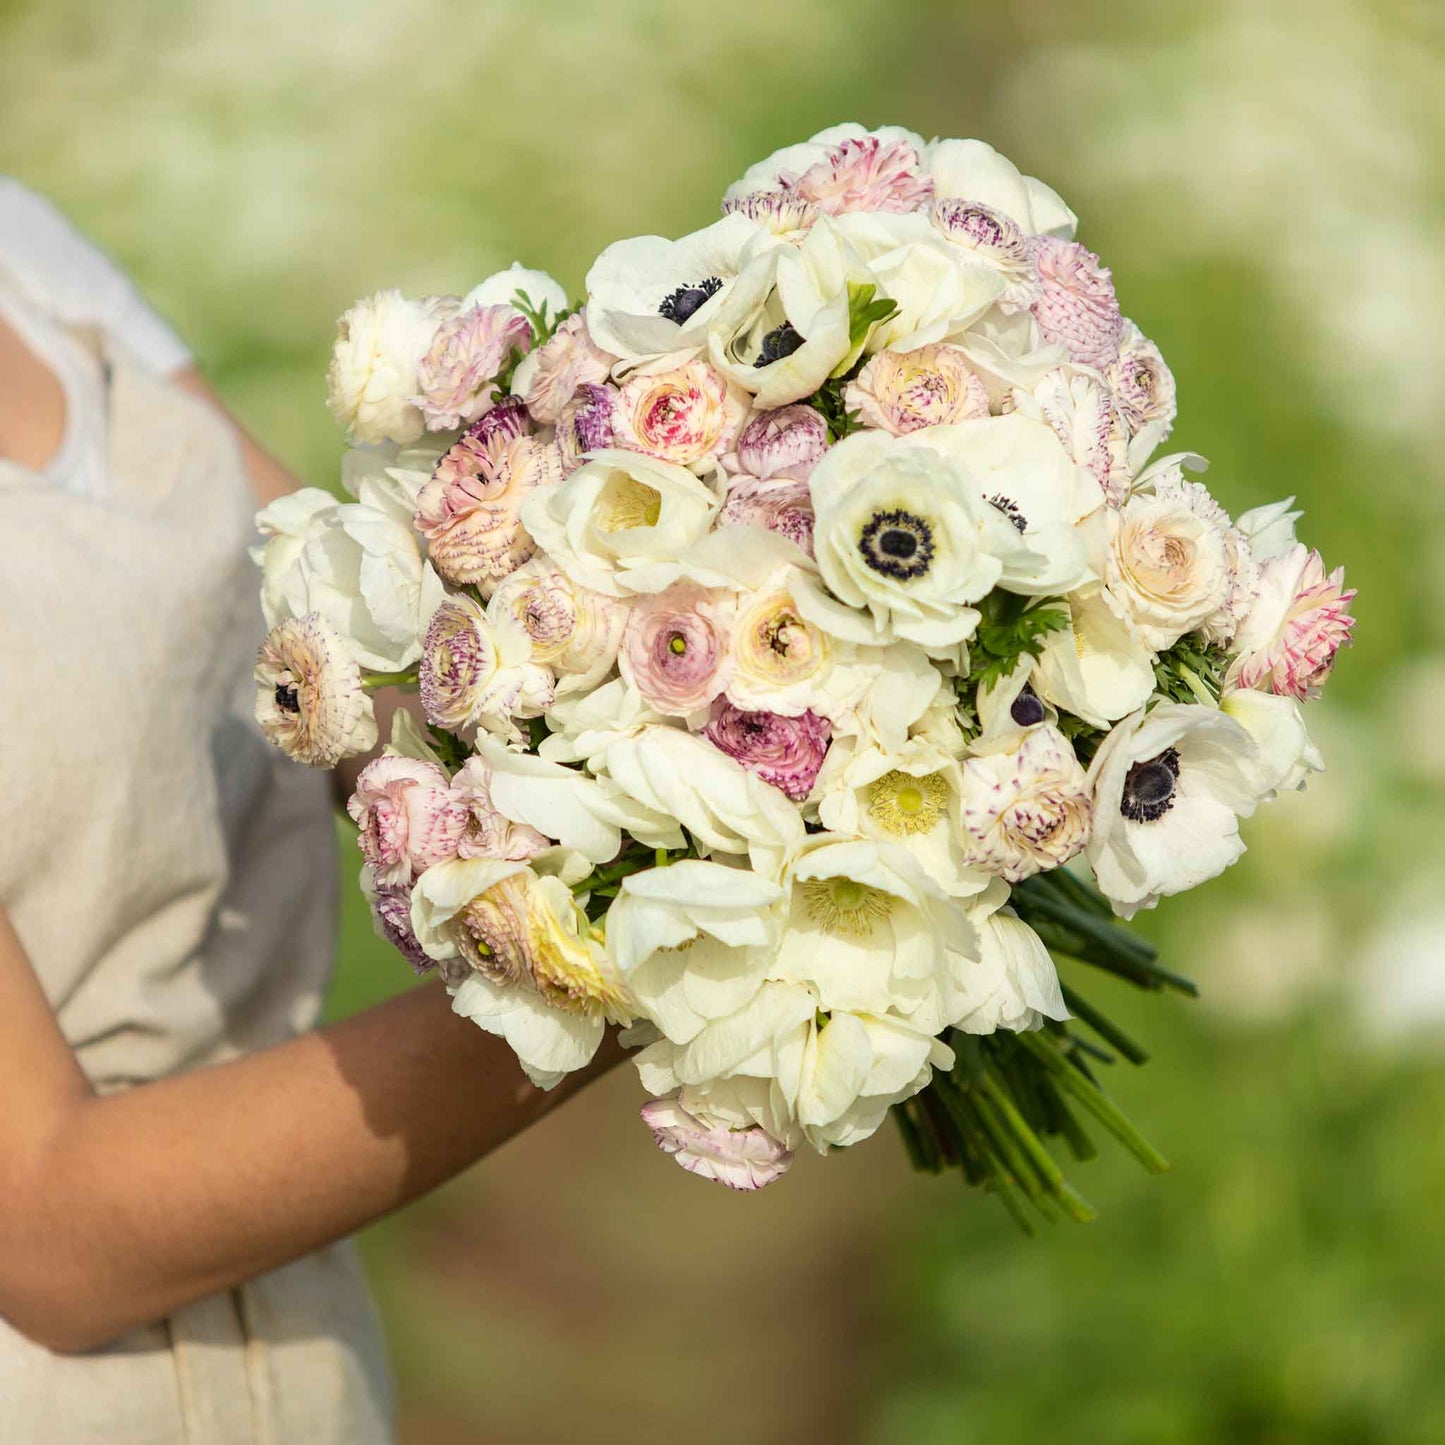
[5,0,1444,1440]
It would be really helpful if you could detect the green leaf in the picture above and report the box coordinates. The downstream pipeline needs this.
[845,279,899,351]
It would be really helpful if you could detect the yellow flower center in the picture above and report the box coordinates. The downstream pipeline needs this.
[866,769,949,836]
[800,877,894,939]
[597,475,663,532]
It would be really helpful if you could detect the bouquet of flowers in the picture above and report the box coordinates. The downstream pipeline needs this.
[252,125,1354,1224]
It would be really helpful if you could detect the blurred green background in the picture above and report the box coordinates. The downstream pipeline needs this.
[4,1,1443,1440]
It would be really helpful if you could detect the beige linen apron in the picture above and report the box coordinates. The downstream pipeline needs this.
[0,359,393,1442]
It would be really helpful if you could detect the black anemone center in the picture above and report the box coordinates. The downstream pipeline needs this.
[858,509,935,581]
[1121,747,1180,822]
[1010,685,1046,728]
[754,322,805,368]
[658,276,722,325]
[275,682,301,714]
[988,493,1029,533]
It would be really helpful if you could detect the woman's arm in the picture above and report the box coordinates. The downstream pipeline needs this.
[0,907,621,1354]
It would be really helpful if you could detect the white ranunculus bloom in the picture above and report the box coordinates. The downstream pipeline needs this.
[595,726,805,881]
[639,1094,793,1190]
[1220,688,1324,796]
[253,477,443,673]
[922,137,1078,238]
[1086,702,1264,918]
[584,213,768,364]
[1104,488,1233,651]
[813,737,982,897]
[805,430,1030,654]
[462,262,569,319]
[326,290,448,446]
[770,835,977,1031]
[905,414,1104,596]
[831,211,1003,352]
[1033,587,1157,728]
[608,860,785,1044]
[948,886,1068,1034]
[706,218,867,408]
[517,448,720,597]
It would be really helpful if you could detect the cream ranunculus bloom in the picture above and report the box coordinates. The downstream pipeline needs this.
[517,448,720,598]
[947,886,1068,1034]
[803,430,1029,654]
[606,859,785,1044]
[1086,702,1264,918]
[1032,586,1157,728]
[326,290,449,446]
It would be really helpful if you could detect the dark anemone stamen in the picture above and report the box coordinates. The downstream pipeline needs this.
[658,276,723,325]
[988,493,1029,533]
[1009,685,1046,728]
[274,682,301,714]
[1121,747,1181,822]
[858,509,935,581]
[754,322,805,368]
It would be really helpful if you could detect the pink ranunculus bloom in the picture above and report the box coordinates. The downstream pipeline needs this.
[733,404,828,481]
[348,756,468,886]
[795,136,933,217]
[717,475,816,558]
[1227,545,1356,699]
[704,698,830,801]
[1029,237,1124,370]
[612,358,744,467]
[522,312,616,425]
[448,757,551,861]
[640,1097,793,1191]
[619,584,735,719]
[844,343,990,435]
[370,881,434,975]
[929,199,1039,312]
[555,382,619,474]
[414,302,533,432]
[415,426,561,591]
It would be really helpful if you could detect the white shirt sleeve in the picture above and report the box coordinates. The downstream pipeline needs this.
[0,175,193,376]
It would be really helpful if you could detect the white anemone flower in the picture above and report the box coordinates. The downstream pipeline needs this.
[1033,586,1157,728]
[1220,688,1324,797]
[948,885,1069,1034]
[518,449,720,598]
[584,213,768,364]
[607,860,785,1044]
[922,137,1078,238]
[1086,702,1264,918]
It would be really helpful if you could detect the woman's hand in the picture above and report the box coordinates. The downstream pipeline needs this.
[0,906,625,1354]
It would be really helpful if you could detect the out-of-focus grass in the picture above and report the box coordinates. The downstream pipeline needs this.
[4,0,1441,1440]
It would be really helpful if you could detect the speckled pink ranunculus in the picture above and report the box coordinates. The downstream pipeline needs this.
[734,405,828,481]
[370,882,434,974]
[1108,323,1177,437]
[1227,545,1356,699]
[795,136,933,216]
[449,756,551,861]
[348,756,468,886]
[522,313,616,425]
[929,199,1038,312]
[717,475,816,558]
[704,699,830,801]
[640,1097,793,1191]
[555,382,619,474]
[844,343,990,435]
[414,303,533,432]
[613,358,742,466]
[619,584,734,718]
[1029,237,1124,369]
[415,427,560,590]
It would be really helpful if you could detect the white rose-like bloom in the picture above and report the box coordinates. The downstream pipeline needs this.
[705,218,865,409]
[804,430,1026,654]
[255,477,445,673]
[518,448,720,598]
[814,737,980,897]
[948,888,1068,1035]
[831,211,1003,352]
[584,213,767,364]
[411,856,626,1089]
[1220,687,1324,797]
[607,860,784,1044]
[1033,587,1156,728]
[922,137,1078,238]
[462,262,569,319]
[326,290,448,446]
[771,836,977,1031]
[1086,702,1264,918]
[958,724,1093,882]
[907,414,1103,596]
[1104,487,1232,651]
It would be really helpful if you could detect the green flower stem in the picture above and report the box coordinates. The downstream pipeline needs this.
[1060,985,1151,1065]
[360,668,419,689]
[977,1069,1097,1224]
[1017,1033,1170,1174]
[893,1102,939,1174]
